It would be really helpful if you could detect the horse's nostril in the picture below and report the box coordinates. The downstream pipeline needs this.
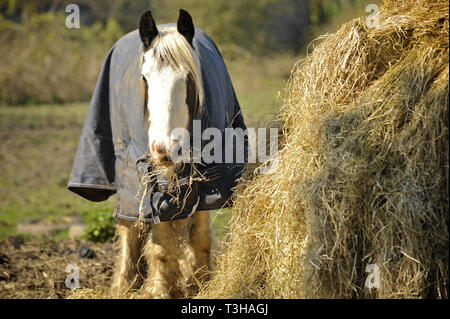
[152,141,167,155]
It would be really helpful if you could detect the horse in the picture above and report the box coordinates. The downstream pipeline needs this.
[68,7,245,298]
[106,9,245,298]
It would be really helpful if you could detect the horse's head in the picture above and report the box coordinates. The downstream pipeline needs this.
[139,9,204,167]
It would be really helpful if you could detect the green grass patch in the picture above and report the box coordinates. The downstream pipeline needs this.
[211,208,233,240]
[82,208,116,243]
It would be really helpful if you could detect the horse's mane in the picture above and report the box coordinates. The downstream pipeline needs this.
[145,27,204,108]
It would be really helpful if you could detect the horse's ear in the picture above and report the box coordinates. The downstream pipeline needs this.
[139,10,158,49]
[177,9,195,45]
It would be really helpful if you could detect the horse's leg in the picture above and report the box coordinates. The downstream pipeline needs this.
[140,212,213,299]
[147,211,213,298]
[174,216,199,297]
[187,210,212,294]
[111,220,147,296]
[141,220,190,299]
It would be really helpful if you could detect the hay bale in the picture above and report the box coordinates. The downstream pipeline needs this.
[198,0,449,298]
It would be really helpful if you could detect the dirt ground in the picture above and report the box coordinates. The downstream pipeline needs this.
[0,236,115,298]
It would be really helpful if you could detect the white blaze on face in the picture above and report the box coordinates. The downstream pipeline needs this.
[142,50,190,163]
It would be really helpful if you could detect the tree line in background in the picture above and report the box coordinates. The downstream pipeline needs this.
[0,0,369,105]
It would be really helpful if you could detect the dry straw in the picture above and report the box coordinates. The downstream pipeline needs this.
[68,288,140,299]
[198,0,449,298]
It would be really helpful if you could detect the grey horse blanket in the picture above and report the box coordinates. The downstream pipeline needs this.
[68,25,247,222]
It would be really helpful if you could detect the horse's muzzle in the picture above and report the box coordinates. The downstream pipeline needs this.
[151,140,181,166]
